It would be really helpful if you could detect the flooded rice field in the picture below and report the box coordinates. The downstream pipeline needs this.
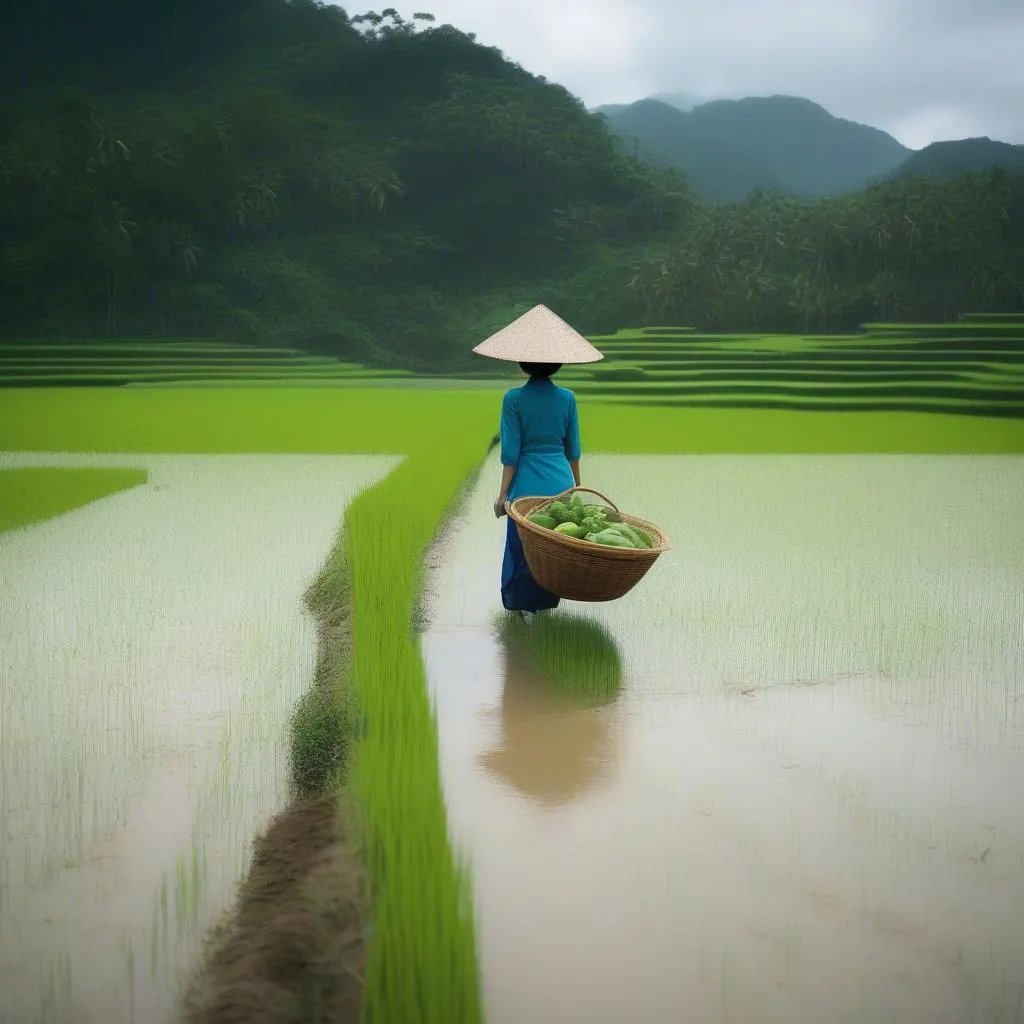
[423,455,1024,1024]
[0,452,396,1024]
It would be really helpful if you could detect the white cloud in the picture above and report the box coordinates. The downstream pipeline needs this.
[345,0,1024,147]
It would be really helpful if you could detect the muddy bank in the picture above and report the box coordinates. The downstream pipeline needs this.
[179,794,364,1024]
[422,455,1024,1024]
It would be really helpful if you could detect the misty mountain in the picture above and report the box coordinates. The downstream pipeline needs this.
[648,90,705,112]
[595,95,911,200]
[592,102,631,118]
[597,98,785,199]
[888,136,1024,180]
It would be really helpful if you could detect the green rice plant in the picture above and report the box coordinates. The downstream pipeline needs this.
[0,358,346,371]
[339,405,494,1023]
[0,467,147,532]
[0,389,499,454]
[593,366,650,383]
[5,387,1023,458]
[960,312,1024,323]
[494,611,623,705]
[0,367,411,385]
[581,404,1024,453]
[121,376,505,390]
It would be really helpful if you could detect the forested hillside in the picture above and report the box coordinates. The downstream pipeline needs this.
[1,1,1022,367]
[0,1,690,369]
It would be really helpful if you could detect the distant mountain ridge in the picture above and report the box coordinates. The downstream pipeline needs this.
[888,136,1024,180]
[593,94,1024,201]
[592,95,911,200]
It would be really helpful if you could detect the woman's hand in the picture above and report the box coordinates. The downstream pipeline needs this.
[495,463,515,518]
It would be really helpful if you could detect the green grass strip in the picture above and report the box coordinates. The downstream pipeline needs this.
[345,410,493,1023]
[581,403,1024,452]
[119,378,509,391]
[0,467,147,532]
[0,389,498,454]
[4,388,1024,454]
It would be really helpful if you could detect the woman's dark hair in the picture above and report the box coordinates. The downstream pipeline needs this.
[519,361,562,379]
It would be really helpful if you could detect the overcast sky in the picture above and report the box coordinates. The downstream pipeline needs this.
[351,0,1024,150]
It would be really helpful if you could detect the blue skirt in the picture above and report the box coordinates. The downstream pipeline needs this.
[501,517,560,613]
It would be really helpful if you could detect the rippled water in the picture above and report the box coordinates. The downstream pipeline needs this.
[0,452,396,1024]
[423,454,1024,1024]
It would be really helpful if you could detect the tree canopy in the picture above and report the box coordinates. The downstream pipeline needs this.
[1,1,1021,369]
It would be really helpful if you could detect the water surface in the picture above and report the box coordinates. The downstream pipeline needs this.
[423,454,1024,1024]
[0,451,396,1024]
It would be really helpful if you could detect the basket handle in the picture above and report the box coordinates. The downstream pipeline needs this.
[549,486,621,514]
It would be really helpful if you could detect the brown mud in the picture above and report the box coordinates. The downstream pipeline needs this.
[178,794,365,1024]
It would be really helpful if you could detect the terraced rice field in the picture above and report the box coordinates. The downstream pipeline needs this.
[6,313,1023,413]
[561,312,1024,418]
[0,339,417,387]
[2,315,1023,1024]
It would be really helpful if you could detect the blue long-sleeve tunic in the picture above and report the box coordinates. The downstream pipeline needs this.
[499,377,581,612]
[500,377,581,501]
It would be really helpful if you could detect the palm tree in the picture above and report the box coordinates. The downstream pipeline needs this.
[95,201,136,336]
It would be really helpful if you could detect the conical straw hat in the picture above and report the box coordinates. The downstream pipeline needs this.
[473,304,604,364]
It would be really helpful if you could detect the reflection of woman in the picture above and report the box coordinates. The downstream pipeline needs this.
[471,305,603,620]
[478,641,618,808]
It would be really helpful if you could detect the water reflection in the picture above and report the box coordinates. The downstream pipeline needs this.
[423,458,1024,1024]
[477,614,623,808]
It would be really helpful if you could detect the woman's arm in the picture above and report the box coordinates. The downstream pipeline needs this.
[565,393,582,489]
[495,392,520,518]
[494,463,515,518]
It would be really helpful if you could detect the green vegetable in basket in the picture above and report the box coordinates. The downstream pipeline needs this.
[590,529,637,548]
[566,496,588,526]
[554,521,582,538]
[545,500,573,525]
[606,522,651,549]
[528,512,557,530]
[632,525,654,548]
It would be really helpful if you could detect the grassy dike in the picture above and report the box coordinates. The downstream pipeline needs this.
[182,405,493,1023]
[343,424,492,1024]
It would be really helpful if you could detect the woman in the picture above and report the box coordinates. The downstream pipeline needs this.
[493,361,581,617]
[473,303,604,619]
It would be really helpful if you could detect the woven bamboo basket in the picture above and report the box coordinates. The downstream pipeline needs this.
[507,487,671,602]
